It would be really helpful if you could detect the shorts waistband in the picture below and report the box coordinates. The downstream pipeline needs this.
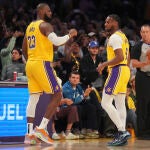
[110,64,127,68]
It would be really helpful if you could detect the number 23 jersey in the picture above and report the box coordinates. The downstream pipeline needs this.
[26,20,53,61]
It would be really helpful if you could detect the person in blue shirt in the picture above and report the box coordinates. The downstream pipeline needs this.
[62,71,99,138]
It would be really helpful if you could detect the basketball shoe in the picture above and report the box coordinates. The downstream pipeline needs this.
[107,131,130,146]
[34,126,53,145]
[24,134,41,145]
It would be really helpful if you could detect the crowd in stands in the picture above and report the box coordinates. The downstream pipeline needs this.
[0,0,149,140]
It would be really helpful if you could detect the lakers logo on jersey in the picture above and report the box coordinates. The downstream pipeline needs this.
[29,27,35,32]
[106,87,112,93]
[55,85,59,91]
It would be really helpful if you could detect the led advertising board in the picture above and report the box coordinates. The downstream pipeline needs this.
[0,87,29,137]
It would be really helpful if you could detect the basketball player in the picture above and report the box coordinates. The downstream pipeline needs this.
[97,14,131,146]
[22,3,77,145]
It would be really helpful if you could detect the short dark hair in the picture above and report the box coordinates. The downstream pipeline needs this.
[36,3,48,13]
[108,14,121,27]
[69,71,80,77]
[141,24,150,30]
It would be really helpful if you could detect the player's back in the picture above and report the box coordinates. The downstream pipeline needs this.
[26,20,53,61]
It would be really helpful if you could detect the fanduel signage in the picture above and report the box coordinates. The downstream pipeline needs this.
[0,104,23,120]
[0,88,29,137]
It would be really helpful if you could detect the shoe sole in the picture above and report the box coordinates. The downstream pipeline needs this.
[52,138,61,140]
[24,140,37,145]
[65,137,79,140]
[126,134,131,139]
[120,140,128,146]
[79,136,85,139]
[66,136,79,140]
[35,132,53,145]
[52,137,61,140]
[107,139,128,146]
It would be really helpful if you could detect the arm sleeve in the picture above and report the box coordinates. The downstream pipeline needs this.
[48,32,70,46]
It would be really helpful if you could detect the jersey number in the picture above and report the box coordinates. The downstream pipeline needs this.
[28,35,36,49]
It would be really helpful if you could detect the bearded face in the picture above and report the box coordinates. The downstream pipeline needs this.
[43,13,52,23]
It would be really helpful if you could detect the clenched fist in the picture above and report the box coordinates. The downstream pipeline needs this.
[68,29,77,38]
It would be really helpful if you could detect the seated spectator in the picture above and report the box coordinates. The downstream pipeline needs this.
[126,83,137,136]
[1,48,25,81]
[62,71,99,138]
[51,98,79,140]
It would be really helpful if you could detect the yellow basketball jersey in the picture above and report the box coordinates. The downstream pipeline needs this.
[26,20,53,61]
[107,31,129,68]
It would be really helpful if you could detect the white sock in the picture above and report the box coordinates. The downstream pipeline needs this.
[101,91,124,131]
[38,118,49,129]
[27,123,33,134]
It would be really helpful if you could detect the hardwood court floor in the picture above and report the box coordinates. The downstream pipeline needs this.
[0,137,150,150]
